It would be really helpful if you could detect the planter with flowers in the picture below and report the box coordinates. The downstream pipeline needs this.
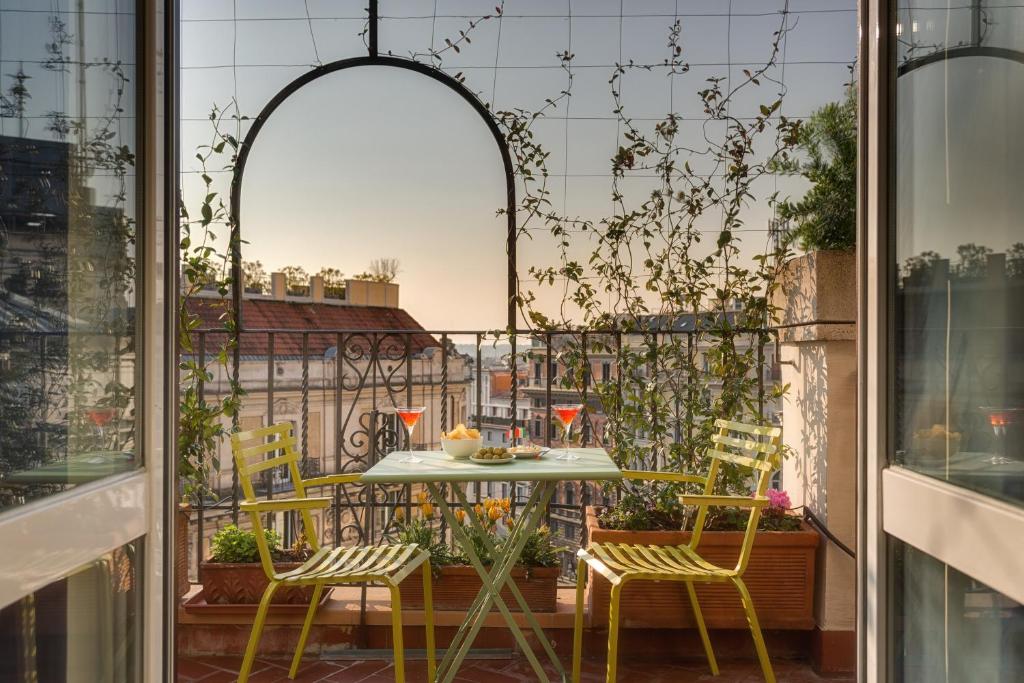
[196,525,320,606]
[394,494,563,612]
[585,489,819,629]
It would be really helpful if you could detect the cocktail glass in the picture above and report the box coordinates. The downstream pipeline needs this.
[553,403,583,461]
[87,407,117,443]
[395,407,426,463]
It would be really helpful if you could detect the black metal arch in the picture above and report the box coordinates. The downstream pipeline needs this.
[228,55,518,330]
[898,45,1024,77]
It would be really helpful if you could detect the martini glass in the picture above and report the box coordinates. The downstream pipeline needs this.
[553,403,583,461]
[395,407,426,463]
[86,407,117,444]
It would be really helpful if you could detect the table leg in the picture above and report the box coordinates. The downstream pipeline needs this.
[427,482,562,683]
[451,484,564,675]
[436,484,546,670]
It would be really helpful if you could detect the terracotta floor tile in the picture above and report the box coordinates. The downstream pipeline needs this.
[177,658,221,681]
[322,660,393,682]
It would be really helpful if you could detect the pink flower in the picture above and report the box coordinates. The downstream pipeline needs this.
[766,489,791,511]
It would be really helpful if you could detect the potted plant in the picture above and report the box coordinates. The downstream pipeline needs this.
[585,488,819,629]
[395,494,563,612]
[198,525,318,605]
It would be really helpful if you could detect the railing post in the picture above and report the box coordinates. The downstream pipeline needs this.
[581,332,589,446]
[301,333,310,469]
[544,333,552,447]
[757,331,766,422]
[475,334,483,502]
[196,332,206,578]
[440,333,449,434]
[334,332,342,548]
[265,333,275,517]
[231,331,241,526]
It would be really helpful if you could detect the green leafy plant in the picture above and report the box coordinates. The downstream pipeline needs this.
[210,525,281,564]
[492,12,799,529]
[178,104,247,501]
[775,82,857,251]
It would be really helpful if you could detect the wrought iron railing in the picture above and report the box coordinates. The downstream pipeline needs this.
[185,326,778,583]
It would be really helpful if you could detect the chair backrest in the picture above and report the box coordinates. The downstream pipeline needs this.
[689,418,782,574]
[230,422,319,577]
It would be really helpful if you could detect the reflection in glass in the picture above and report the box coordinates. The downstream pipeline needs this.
[0,1,139,510]
[891,540,1024,682]
[894,0,1024,505]
[0,539,144,682]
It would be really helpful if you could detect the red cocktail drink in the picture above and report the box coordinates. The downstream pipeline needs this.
[395,407,426,463]
[552,403,583,460]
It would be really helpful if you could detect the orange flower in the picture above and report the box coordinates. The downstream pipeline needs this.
[394,507,405,522]
[455,509,466,524]
[421,502,434,518]
[474,503,484,517]
[417,491,429,504]
[488,506,502,521]
[500,498,512,513]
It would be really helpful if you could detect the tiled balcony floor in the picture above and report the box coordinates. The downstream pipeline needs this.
[178,656,854,682]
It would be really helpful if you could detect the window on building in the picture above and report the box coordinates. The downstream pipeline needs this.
[602,362,611,382]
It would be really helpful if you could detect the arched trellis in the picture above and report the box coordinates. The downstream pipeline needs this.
[228,52,518,332]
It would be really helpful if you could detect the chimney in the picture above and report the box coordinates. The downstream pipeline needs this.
[345,279,399,308]
[310,275,325,303]
[270,272,286,300]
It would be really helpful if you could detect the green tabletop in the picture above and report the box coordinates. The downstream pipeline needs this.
[360,447,621,484]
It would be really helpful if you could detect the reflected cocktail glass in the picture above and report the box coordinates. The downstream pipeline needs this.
[396,407,426,463]
[553,403,583,461]
[87,407,117,442]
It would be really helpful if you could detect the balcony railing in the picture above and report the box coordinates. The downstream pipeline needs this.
[185,326,777,582]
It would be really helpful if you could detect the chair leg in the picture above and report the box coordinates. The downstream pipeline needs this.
[606,582,623,683]
[572,557,588,683]
[288,583,324,679]
[422,564,436,683]
[732,577,775,683]
[239,581,280,683]
[388,583,406,683]
[685,582,719,676]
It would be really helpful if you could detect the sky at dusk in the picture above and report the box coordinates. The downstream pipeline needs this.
[180,0,858,330]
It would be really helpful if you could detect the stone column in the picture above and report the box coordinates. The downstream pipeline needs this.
[774,249,857,673]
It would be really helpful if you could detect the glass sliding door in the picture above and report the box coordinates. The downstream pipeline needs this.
[893,0,1024,507]
[863,0,1024,681]
[0,0,172,680]
[0,0,140,510]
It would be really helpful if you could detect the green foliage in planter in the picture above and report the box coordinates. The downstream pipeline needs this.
[704,508,803,532]
[390,497,564,572]
[394,515,465,568]
[210,525,281,564]
[775,82,857,252]
[517,525,563,568]
[597,488,686,532]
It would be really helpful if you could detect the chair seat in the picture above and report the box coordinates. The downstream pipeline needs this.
[578,542,737,585]
[274,543,428,585]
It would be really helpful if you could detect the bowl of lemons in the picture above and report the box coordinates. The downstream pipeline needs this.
[441,423,483,459]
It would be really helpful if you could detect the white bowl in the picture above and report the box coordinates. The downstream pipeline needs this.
[441,437,482,459]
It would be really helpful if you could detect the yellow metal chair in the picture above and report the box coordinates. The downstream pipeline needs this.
[230,422,436,683]
[572,419,782,683]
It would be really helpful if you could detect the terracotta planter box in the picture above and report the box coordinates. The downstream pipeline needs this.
[399,564,559,613]
[199,561,318,605]
[584,507,819,629]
